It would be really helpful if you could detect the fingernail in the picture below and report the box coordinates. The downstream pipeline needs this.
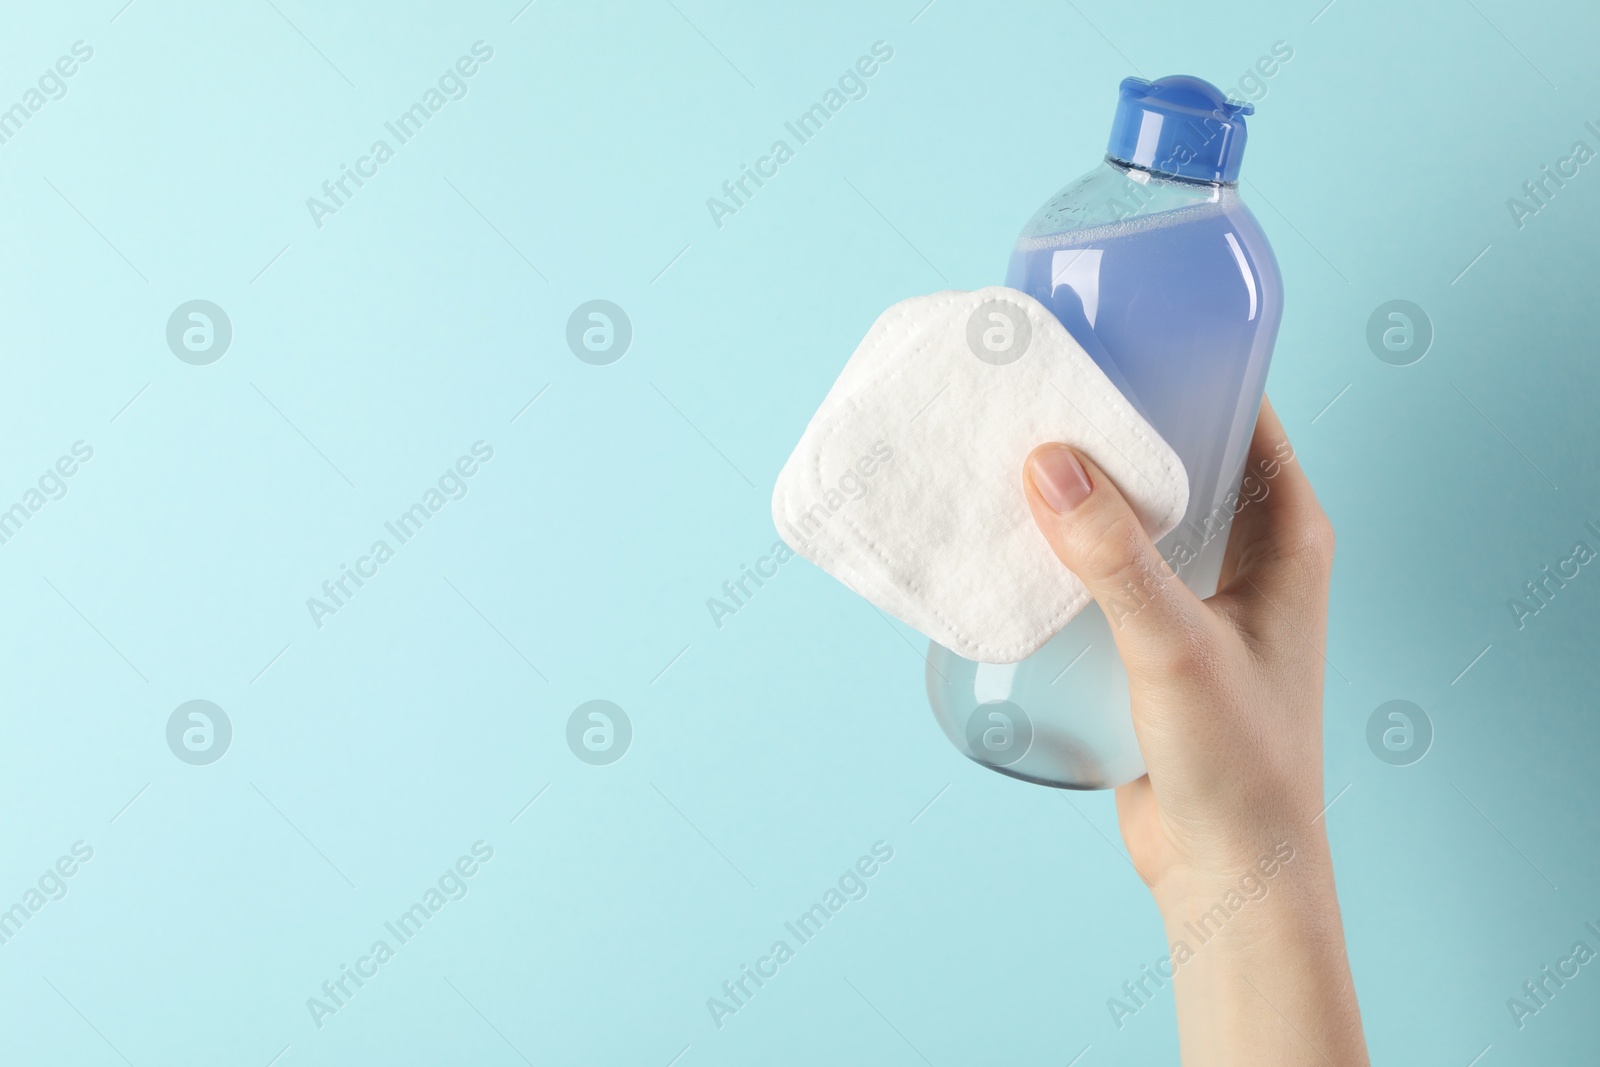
[1030,446,1092,513]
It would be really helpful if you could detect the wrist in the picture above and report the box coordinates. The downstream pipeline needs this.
[1149,834,1368,1066]
[1150,830,1335,931]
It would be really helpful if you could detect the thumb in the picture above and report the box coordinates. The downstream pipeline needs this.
[1023,444,1209,675]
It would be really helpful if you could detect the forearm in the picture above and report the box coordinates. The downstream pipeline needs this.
[1158,839,1368,1067]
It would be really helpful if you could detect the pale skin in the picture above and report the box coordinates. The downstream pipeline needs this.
[1023,397,1368,1066]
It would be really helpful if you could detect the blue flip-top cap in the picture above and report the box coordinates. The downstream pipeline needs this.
[1106,75,1252,184]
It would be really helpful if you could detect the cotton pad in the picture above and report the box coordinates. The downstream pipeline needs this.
[771,286,1189,664]
[772,293,951,619]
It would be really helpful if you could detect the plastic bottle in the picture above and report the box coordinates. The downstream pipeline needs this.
[926,75,1283,789]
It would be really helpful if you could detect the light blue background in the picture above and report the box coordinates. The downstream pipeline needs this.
[1,0,1597,1064]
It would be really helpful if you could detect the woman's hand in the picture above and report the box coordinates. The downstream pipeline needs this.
[1023,397,1368,1066]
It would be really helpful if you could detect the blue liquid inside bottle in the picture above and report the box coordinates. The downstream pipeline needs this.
[926,76,1283,788]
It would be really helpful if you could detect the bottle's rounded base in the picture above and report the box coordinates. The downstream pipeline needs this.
[925,607,1148,791]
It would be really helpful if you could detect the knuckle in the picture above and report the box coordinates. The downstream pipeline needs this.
[1288,508,1336,571]
[1135,620,1223,679]
[1075,509,1150,584]
[1238,505,1335,578]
